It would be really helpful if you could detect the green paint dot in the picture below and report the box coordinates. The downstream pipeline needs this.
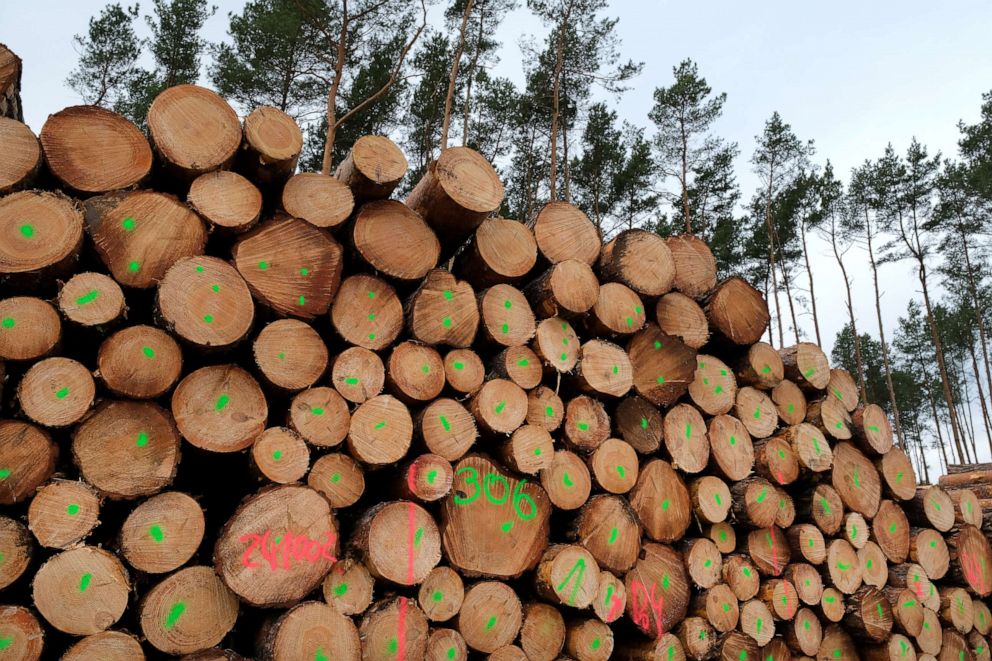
[0,636,12,650]
[612,364,619,374]
[258,261,269,270]
[432,590,443,602]
[215,394,230,411]
[142,346,155,358]
[121,217,136,231]
[495,400,506,414]
[300,267,310,276]
[387,638,398,654]
[426,469,438,484]
[414,527,423,545]
[79,572,92,592]
[563,472,574,487]
[367,312,376,321]
[591,638,601,650]
[312,407,325,416]
[501,323,509,334]
[739,651,748,661]
[742,567,752,577]
[203,314,214,324]
[443,317,452,327]
[503,299,512,309]
[545,405,554,417]
[833,650,840,658]
[641,417,648,429]
[447,648,456,660]
[888,522,897,533]
[662,499,670,510]
[577,421,589,431]
[315,649,329,661]
[374,421,386,429]
[344,377,359,385]
[729,435,737,446]
[625,317,634,326]
[66,503,80,516]
[654,340,662,349]
[662,574,670,589]
[657,375,665,384]
[272,450,283,460]
[368,333,376,341]
[560,352,568,361]
[715,385,723,394]
[442,290,453,300]
[135,431,149,447]
[439,415,451,432]
[722,602,730,612]
[787,403,794,413]
[704,559,712,568]
[616,465,626,479]
[299,295,306,306]
[277,352,285,360]
[0,318,13,329]
[211,284,220,293]
[485,615,497,630]
[0,469,9,480]
[608,527,618,544]
[777,449,785,459]
[19,224,34,238]
[930,540,937,548]
[128,260,140,272]
[195,265,204,272]
[534,447,541,456]
[55,387,70,399]
[420,364,430,374]
[149,524,164,543]
[330,473,341,483]
[500,520,514,532]
[75,289,100,305]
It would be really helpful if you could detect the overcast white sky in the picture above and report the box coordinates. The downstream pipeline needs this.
[3,0,991,472]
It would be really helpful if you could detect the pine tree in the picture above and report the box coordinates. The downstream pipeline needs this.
[779,168,823,345]
[958,90,992,202]
[402,32,456,186]
[613,125,659,232]
[65,4,143,109]
[570,102,625,234]
[648,58,728,234]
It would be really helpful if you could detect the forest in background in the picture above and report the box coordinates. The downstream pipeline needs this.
[62,0,992,482]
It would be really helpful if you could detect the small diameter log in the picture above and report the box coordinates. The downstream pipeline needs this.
[852,403,894,455]
[140,565,239,656]
[0,117,40,193]
[528,201,600,266]
[625,542,691,638]
[566,618,613,661]
[872,499,911,563]
[888,587,925,637]
[826,538,864,594]
[59,272,125,328]
[778,423,833,473]
[916,608,942,655]
[27,479,99,549]
[589,282,646,336]
[574,494,641,574]
[351,500,440,585]
[691,583,739,632]
[629,459,691,543]
[820,588,846,623]
[531,316,580,373]
[820,625,859,660]
[689,354,737,415]
[407,146,504,245]
[241,105,302,188]
[0,296,59,360]
[735,341,784,390]
[593,571,626,625]
[288,387,350,447]
[949,525,992,597]
[1,191,82,279]
[147,84,241,182]
[908,485,955,532]
[386,341,445,404]
[445,349,485,395]
[335,134,407,201]
[253,319,328,391]
[478,284,536,347]
[331,274,403,349]
[708,414,755,481]
[746,526,790,576]
[309,453,364,508]
[520,603,566,661]
[598,229,675,296]
[157,256,254,349]
[787,608,822,657]
[72,400,179,499]
[399,454,453,502]
[427,629,467,661]
[564,395,611,452]
[407,269,479,348]
[807,396,852,441]
[827,367,860,412]
[690,475,732,524]
[541,449,592,511]
[492,346,543,389]
[740,598,775,645]
[860,541,889,588]
[252,427,310,484]
[779,342,830,392]
[469,378,528,436]
[832,442,882,518]
[40,105,152,194]
[879,446,918,501]
[443,455,552,578]
[666,234,717,299]
[890,562,938,609]
[756,436,801,487]
[787,563,824,605]
[800,483,845,536]
[772,379,807,425]
[500,424,554,475]
[723,555,761,600]
[98,324,182,398]
[172,365,267,452]
[215,485,337,607]
[975,601,992,635]
[323,557,374,616]
[33,546,129,635]
[63,631,144,661]
[233,216,344,319]
[710,522,736,554]
[359,597,429,660]
[940,586,975,634]
[535,544,601,609]
[261,601,360,661]
[684,537,722,588]
[18,356,94,427]
[735,386,777,440]
[419,398,478,462]
[0,516,31,589]
[910,528,950,580]
[628,325,697,407]
[458,581,523,653]
[120,491,204,574]
[188,170,262,233]
[331,346,385,403]
[347,394,412,465]
[525,259,600,318]
[676,615,715,660]
[655,292,709,350]
[845,512,870,549]
[844,586,893,642]
[352,200,439,279]
[574,339,633,398]
[949,489,984,528]
[663,403,710,474]
[457,217,537,287]
[589,438,638,494]
[419,566,465,622]
[86,189,207,288]
[704,277,770,345]
[616,395,664,454]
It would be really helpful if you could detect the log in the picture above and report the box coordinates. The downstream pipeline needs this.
[335,134,407,202]
[251,427,310,484]
[308,452,364,508]
[806,396,852,441]
[723,554,761,601]
[63,631,144,660]
[252,319,328,391]
[241,105,302,188]
[689,354,737,415]
[261,601,360,661]
[532,316,580,373]
[616,395,664,454]
[427,629,467,661]
[598,228,675,296]
[398,453,453,502]
[386,340,445,404]
[351,500,440,585]
[779,343,830,392]
[772,379,807,425]
[359,597,428,660]
[419,565,465,622]
[786,607,822,656]
[0,296,60,360]
[528,201,600,266]
[352,200,440,280]
[573,494,641,574]
[1,190,83,281]
[0,43,23,120]
[574,339,633,398]
[406,269,479,348]
[120,491,205,573]
[492,345,543,390]
[27,479,99,549]
[477,284,536,347]
[188,170,262,233]
[625,542,691,638]
[832,442,883,518]
[939,586,974,633]
[684,537,722,588]
[520,602,566,661]
[18,356,94,427]
[347,394,412,464]
[828,368,860,413]
[593,569,627,624]
[331,274,403,349]
[0,117,40,194]
[873,499,911,563]
[786,523,826,566]
[689,475,732,524]
[663,403,710,474]
[288,387,350,447]
[419,398,478,461]
[704,277,770,345]
[59,272,126,328]
[879,446,919,501]
[908,485,956,532]
[656,292,709,349]
[458,581,522,652]
[630,459,691,543]
[628,325,697,407]
[735,386,777,440]
[589,282,646,336]
[501,424,553,476]
[708,414,756,481]
[0,516,32,589]
[665,235,717,299]
[525,259,600,318]
[331,346,385,403]
[172,365,267,452]
[860,540,889,588]
[445,348,486,395]
[564,395,611,452]
[844,586,893,641]
[542,449,593,510]
[40,105,152,194]
[140,565,239,655]
[457,217,537,287]
[147,85,241,183]
[33,546,129,635]
[323,557,375,616]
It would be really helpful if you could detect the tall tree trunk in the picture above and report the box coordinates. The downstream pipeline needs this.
[321,0,349,175]
[830,221,866,400]
[763,273,774,345]
[960,228,992,457]
[927,389,950,469]
[562,114,571,204]
[800,222,822,346]
[968,333,992,457]
[865,215,905,449]
[441,0,474,150]
[461,2,486,145]
[680,117,690,233]
[547,4,571,201]
[764,168,784,347]
[779,257,801,345]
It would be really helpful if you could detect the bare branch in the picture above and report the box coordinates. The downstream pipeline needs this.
[441,0,474,150]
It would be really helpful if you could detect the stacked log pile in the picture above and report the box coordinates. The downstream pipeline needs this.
[0,64,990,660]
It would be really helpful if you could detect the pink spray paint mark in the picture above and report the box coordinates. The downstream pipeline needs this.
[406,463,418,494]
[394,501,418,659]
[396,596,408,660]
[629,579,665,635]
[606,593,624,622]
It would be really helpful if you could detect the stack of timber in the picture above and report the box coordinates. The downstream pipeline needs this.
[0,50,990,660]
[940,464,992,536]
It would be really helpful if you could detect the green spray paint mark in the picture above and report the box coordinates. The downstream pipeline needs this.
[608,527,618,544]
[888,522,897,533]
[742,567,752,578]
[753,407,761,419]
[330,473,341,483]
[788,403,795,413]
[203,314,214,324]
[420,363,430,374]
[374,421,386,430]
[715,493,722,506]
[577,421,589,431]
[591,638,601,650]
[121,217,136,231]
[616,465,626,479]
[503,299,512,309]
[485,615,497,630]
[75,289,100,305]
[832,387,843,401]
[299,295,306,306]
[729,435,737,446]
[722,602,730,612]
[626,317,634,327]
[756,618,762,633]
[739,651,748,661]
[215,394,230,411]
[367,291,376,300]
[929,540,937,548]
[836,561,851,571]
[447,648,456,660]
[715,385,723,394]
[641,417,648,429]
[55,387,70,399]
[500,520,514,532]
[163,601,186,630]
[440,416,451,433]
[135,431,149,447]
[654,340,663,349]
[777,449,786,459]
[563,472,574,488]
[315,649,329,661]
[79,572,92,592]
[850,525,857,540]
[824,595,836,603]
[808,538,814,548]
[442,316,452,328]
[0,636,12,650]
[813,436,822,454]
[0,469,9,480]
[387,638,398,654]
[805,368,816,378]
[657,375,665,384]
[756,487,767,503]
[833,650,841,658]
[277,352,285,360]
[546,405,554,417]
[368,333,376,341]
[442,290,453,300]
[368,312,376,321]
[662,499,670,510]
[66,503,80,516]
[867,425,880,433]
[149,524,164,543]
[559,352,568,361]
[195,265,204,272]
[273,450,283,460]
[820,498,832,514]
[685,424,692,440]
[128,260,140,273]
[0,318,13,328]
[344,377,359,385]
[867,559,873,569]
[495,400,506,414]
[141,345,155,358]
[211,284,221,293]
[258,261,269,270]
[704,559,712,568]
[414,528,423,545]
[556,558,587,606]
[426,470,437,484]
[762,365,771,373]
[432,590,443,602]
[19,224,34,238]
[930,498,942,511]
[612,364,619,374]
[534,447,541,456]
[853,468,861,488]
[300,267,310,277]
[501,323,509,334]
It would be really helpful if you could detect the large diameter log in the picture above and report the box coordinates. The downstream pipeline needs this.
[97,324,182,399]
[215,485,337,607]
[84,190,207,288]
[703,277,770,345]
[665,234,717,298]
[528,201,600,265]
[407,146,504,245]
[844,586,893,641]
[630,459,691,543]
[139,565,239,655]
[0,117,40,193]
[147,84,241,182]
[442,455,551,578]
[1,190,83,280]
[158,256,254,350]
[260,601,360,661]
[0,43,23,120]
[33,546,129,635]
[625,542,691,638]
[628,325,697,407]
[188,170,262,233]
[598,229,675,296]
[40,105,152,194]
[352,200,440,279]
[406,269,479,347]
[351,500,440,585]
[457,217,537,287]
[233,216,344,319]
[525,259,600,318]
[335,134,407,201]
[241,105,302,188]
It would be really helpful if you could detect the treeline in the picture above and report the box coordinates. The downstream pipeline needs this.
[64,0,992,480]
